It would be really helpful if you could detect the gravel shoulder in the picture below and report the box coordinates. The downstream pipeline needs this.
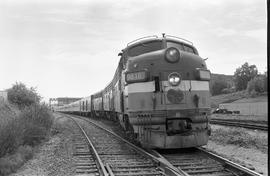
[10,114,76,176]
[12,113,267,176]
[205,124,268,175]
[77,115,268,176]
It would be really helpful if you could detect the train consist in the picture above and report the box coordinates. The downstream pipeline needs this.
[56,34,212,149]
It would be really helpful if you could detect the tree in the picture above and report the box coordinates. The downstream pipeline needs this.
[211,80,228,95]
[7,82,41,108]
[247,76,265,94]
[247,72,268,94]
[233,62,258,91]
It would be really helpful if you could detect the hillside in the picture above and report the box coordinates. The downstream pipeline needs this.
[211,91,246,108]
[210,91,267,108]
[210,73,234,89]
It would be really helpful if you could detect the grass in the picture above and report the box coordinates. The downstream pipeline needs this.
[210,127,268,153]
[0,103,53,176]
[0,102,17,129]
[211,114,268,122]
[211,91,267,108]
[211,90,248,108]
[0,145,33,176]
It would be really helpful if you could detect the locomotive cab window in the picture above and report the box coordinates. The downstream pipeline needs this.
[183,45,195,54]
[127,41,162,57]
[167,41,197,55]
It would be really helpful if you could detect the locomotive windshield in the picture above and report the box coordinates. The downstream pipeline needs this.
[167,41,197,55]
[127,41,162,57]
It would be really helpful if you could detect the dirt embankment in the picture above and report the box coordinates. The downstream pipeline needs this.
[10,114,76,176]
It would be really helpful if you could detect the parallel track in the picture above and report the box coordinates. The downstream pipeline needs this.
[65,114,183,176]
[210,119,268,131]
[156,147,263,176]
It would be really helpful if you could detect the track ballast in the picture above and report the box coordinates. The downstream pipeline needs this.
[210,118,268,131]
[63,113,263,176]
[65,114,183,176]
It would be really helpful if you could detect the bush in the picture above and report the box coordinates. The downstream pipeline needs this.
[7,82,40,109]
[0,145,33,176]
[211,80,228,95]
[233,62,258,91]
[0,104,53,157]
[247,76,266,94]
[0,120,20,157]
[19,104,53,146]
[0,82,54,175]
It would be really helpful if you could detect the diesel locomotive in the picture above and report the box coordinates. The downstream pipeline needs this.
[56,34,211,149]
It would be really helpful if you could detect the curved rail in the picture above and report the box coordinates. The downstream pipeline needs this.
[68,116,109,176]
[63,113,263,176]
[66,114,183,176]
[155,147,263,176]
[210,119,268,131]
[198,147,263,176]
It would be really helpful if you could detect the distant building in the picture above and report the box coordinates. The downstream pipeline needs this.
[56,97,81,106]
[49,97,81,107]
[0,90,7,102]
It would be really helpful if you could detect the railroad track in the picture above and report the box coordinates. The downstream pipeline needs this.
[69,116,108,175]
[61,113,263,176]
[64,114,183,176]
[155,147,263,176]
[210,119,268,131]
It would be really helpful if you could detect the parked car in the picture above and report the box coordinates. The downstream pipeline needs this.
[213,108,232,114]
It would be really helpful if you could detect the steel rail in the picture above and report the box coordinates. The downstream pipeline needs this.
[69,114,185,176]
[68,116,109,176]
[210,119,268,131]
[158,147,263,176]
[64,113,263,176]
[198,147,263,176]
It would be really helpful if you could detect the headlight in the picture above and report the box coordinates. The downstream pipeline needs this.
[196,68,211,80]
[168,72,181,86]
[125,71,148,83]
[165,47,180,63]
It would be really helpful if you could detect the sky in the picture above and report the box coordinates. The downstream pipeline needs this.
[0,0,267,102]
